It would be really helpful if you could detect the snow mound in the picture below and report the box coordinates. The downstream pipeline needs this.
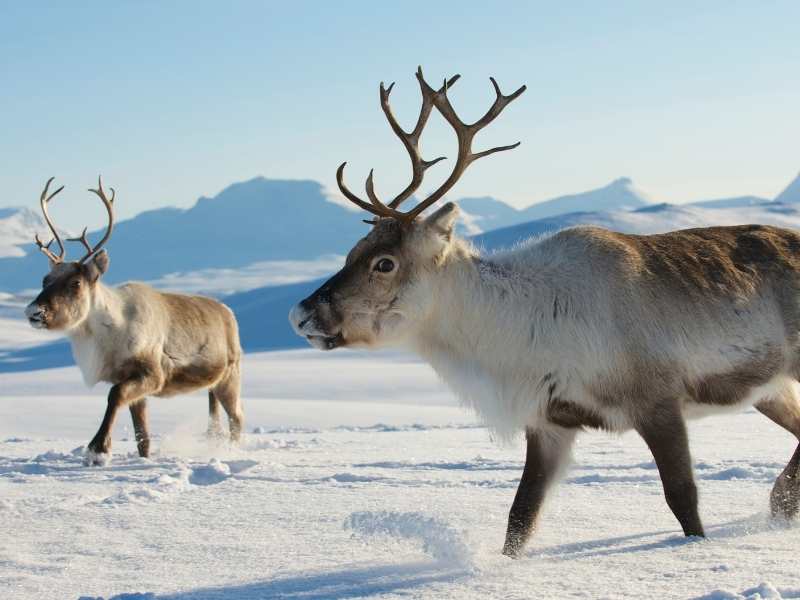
[78,594,156,600]
[695,582,800,599]
[188,459,231,486]
[245,437,315,451]
[353,456,517,471]
[328,473,390,484]
[251,425,321,434]
[333,423,481,433]
[345,511,473,567]
[101,468,191,505]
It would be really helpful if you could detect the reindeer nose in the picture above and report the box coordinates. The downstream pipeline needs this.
[288,303,312,335]
[25,303,46,327]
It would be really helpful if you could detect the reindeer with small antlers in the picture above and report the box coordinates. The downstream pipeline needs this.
[291,67,800,557]
[25,177,243,465]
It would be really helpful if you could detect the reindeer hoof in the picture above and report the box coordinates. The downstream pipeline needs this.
[771,489,800,520]
[206,427,225,441]
[501,541,523,559]
[84,448,111,467]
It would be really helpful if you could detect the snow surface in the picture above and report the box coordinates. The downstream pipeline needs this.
[2,351,799,599]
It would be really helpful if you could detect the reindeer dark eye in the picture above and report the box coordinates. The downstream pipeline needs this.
[374,258,395,273]
[71,280,81,290]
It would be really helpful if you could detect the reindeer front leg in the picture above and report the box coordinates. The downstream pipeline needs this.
[86,368,161,465]
[636,401,704,537]
[503,427,576,557]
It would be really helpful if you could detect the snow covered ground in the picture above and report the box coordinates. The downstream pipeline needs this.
[1,346,799,599]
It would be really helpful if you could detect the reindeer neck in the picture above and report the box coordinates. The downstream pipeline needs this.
[69,282,124,341]
[411,247,565,385]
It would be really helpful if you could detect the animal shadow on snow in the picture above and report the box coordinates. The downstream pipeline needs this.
[530,513,792,560]
[127,561,469,600]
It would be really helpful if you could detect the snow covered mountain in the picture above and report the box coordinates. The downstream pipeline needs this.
[688,195,771,209]
[0,207,48,258]
[0,178,369,293]
[0,176,654,293]
[474,201,800,251]
[458,177,651,233]
[775,171,800,203]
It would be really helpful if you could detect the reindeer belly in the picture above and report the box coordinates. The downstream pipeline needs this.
[157,359,227,397]
[682,375,794,420]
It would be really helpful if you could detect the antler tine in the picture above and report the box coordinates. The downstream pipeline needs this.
[34,235,63,263]
[336,162,394,218]
[66,227,93,254]
[402,72,526,221]
[34,177,66,263]
[80,175,115,263]
[365,170,405,218]
[379,67,458,209]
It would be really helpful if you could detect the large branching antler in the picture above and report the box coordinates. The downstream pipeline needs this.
[34,177,66,263]
[67,176,115,264]
[337,66,526,224]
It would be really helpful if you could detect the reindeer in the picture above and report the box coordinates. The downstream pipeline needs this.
[290,67,800,557]
[25,177,243,465]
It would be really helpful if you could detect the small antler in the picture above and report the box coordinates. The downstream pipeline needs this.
[337,67,526,224]
[75,176,115,264]
[34,177,66,263]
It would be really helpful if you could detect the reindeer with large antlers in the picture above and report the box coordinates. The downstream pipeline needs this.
[291,68,800,556]
[26,177,243,465]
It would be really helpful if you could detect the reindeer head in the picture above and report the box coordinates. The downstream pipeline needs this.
[290,67,525,350]
[25,177,115,331]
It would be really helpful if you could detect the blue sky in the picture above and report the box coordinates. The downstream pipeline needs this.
[2,1,799,230]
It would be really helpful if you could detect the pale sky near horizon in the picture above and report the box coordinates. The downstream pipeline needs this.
[2,1,799,230]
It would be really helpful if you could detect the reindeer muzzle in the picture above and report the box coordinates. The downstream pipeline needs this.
[288,302,343,351]
[25,303,47,329]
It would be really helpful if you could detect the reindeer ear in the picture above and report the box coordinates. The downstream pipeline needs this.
[424,202,459,240]
[84,250,110,282]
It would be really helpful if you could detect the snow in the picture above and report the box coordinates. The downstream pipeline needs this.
[2,350,800,599]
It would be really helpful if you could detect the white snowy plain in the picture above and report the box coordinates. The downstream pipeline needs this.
[1,330,800,599]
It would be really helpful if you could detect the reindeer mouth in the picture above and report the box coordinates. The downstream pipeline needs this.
[28,315,47,329]
[306,332,344,351]
[25,304,48,329]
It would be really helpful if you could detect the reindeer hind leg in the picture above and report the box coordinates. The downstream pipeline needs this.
[211,366,242,444]
[207,390,224,440]
[756,384,800,519]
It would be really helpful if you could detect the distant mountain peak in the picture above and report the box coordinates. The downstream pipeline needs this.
[609,176,633,187]
[0,206,48,258]
[775,170,800,203]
